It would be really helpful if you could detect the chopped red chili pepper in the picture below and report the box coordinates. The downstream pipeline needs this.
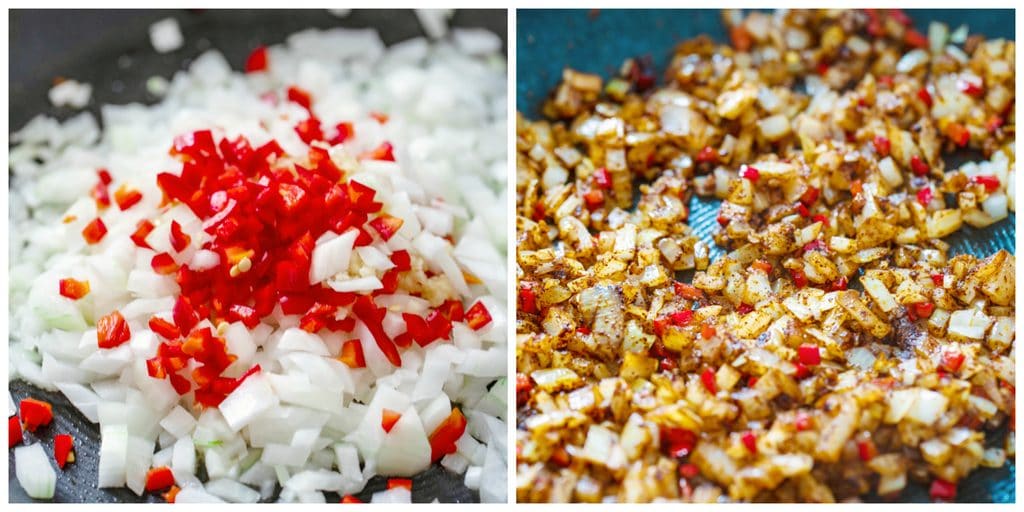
[790,268,808,288]
[163,485,180,503]
[741,430,758,453]
[244,46,268,73]
[803,239,827,253]
[59,278,90,300]
[678,462,699,479]
[464,301,492,330]
[92,181,111,209]
[971,175,1000,192]
[794,411,811,431]
[700,367,717,394]
[850,179,863,196]
[872,135,891,157]
[294,117,324,145]
[593,167,613,189]
[674,281,704,301]
[368,214,404,241]
[151,253,178,275]
[944,122,970,147]
[660,426,697,458]
[917,87,933,108]
[737,303,753,314]
[145,466,175,492]
[286,85,313,110]
[696,145,718,164]
[941,349,965,373]
[740,165,760,183]
[669,310,694,327]
[857,437,877,462]
[387,478,412,491]
[812,214,829,226]
[701,323,716,340]
[360,141,396,162]
[929,478,957,502]
[112,185,143,211]
[97,310,131,349]
[54,434,74,469]
[81,217,108,244]
[792,361,811,379]
[516,373,533,406]
[751,259,772,274]
[985,115,1004,133]
[583,189,605,210]
[910,155,930,176]
[381,408,402,434]
[931,273,945,287]
[729,24,753,52]
[794,203,809,218]
[19,398,53,432]
[958,78,984,97]
[797,344,821,366]
[9,416,23,448]
[130,220,155,249]
[716,213,730,227]
[800,186,820,206]
[428,408,467,463]
[916,186,934,207]
[519,284,537,314]
[904,29,928,49]
[341,495,362,504]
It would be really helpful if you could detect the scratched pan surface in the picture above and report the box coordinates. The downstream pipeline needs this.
[517,9,1014,504]
[8,8,506,504]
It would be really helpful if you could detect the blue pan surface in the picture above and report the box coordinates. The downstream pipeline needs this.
[517,8,1014,504]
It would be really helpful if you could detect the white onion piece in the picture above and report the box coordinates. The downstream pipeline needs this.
[15,443,57,500]
[218,374,279,432]
[97,424,129,488]
[375,406,431,476]
[205,479,261,503]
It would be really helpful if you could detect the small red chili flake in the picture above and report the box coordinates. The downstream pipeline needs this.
[381,408,402,434]
[59,278,90,300]
[370,111,389,124]
[794,411,811,431]
[912,301,935,319]
[583,189,605,210]
[368,214,404,242]
[113,185,143,211]
[294,117,324,145]
[92,181,111,209]
[737,303,753,315]
[811,214,829,227]
[748,376,759,387]
[97,168,113,185]
[792,361,811,379]
[519,284,537,314]
[593,167,613,189]
[816,61,829,76]
[145,466,175,492]
[916,186,934,207]
[19,398,53,432]
[387,478,413,491]
[81,217,108,244]
[850,179,863,196]
[54,434,75,469]
[971,175,1000,192]
[700,368,717,394]
[701,324,716,340]
[360,141,396,162]
[917,87,933,108]
[889,9,912,26]
[877,75,894,88]
[751,259,772,274]
[151,253,178,275]
[872,135,891,157]
[651,317,669,338]
[163,486,180,503]
[910,155,930,176]
[741,431,757,454]
[331,121,356,145]
[244,46,268,73]
[800,186,820,206]
[904,29,928,49]
[341,495,363,504]
[857,438,877,462]
[428,408,467,463]
[576,326,591,335]
[286,85,313,110]
[790,268,808,288]
[390,249,411,271]
[516,373,533,406]
[339,339,366,369]
[941,349,965,373]
[797,344,821,366]
[802,239,827,253]
[958,78,984,97]
[985,115,1004,133]
[830,276,849,291]
[945,122,970,147]
[796,203,810,217]
[716,213,730,227]
[931,273,945,287]
[97,310,131,349]
[678,463,700,479]
[661,426,697,458]
[669,310,694,326]
[169,221,191,252]
[930,478,957,502]
[9,416,23,448]
[740,165,760,183]
[695,145,718,164]
[464,301,492,330]
[130,220,155,249]
[674,282,704,301]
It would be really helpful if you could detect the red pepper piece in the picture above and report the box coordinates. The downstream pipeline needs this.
[751,259,772,274]
[917,87,933,108]
[830,276,849,291]
[812,214,829,227]
[985,115,1004,133]
[111,186,141,211]
[793,361,811,379]
[172,296,199,334]
[148,316,180,340]
[97,168,113,185]
[850,179,863,196]
[797,344,821,366]
[286,85,313,110]
[741,430,758,453]
[855,437,876,462]
[151,253,178,275]
[695,145,717,164]
[54,433,74,469]
[227,304,259,329]
[910,155,930,176]
[737,303,753,314]
[700,368,717,394]
[661,426,697,458]
[82,217,108,244]
[945,122,970,147]
[387,478,412,491]
[872,135,891,157]
[464,301,492,330]
[92,181,111,209]
[97,311,131,349]
[800,186,820,206]
[904,29,928,49]
[146,357,166,379]
[360,141,395,162]
[516,373,533,406]
[796,203,810,217]
[678,462,699,479]
[353,296,402,367]
[941,350,965,373]
[730,24,753,51]
[330,122,355,145]
[794,411,811,431]
[593,167,613,189]
[169,221,191,252]
[519,284,537,314]
[390,250,411,271]
[169,373,191,395]
[428,408,467,463]
[958,78,984,97]
[701,324,717,340]
[917,186,934,207]
[294,117,324,145]
[370,111,389,124]
[338,340,365,369]
[790,268,808,288]
[244,46,268,73]
[341,495,362,503]
[9,415,24,448]
[583,189,604,210]
[740,165,760,183]
[19,398,53,432]
[59,278,90,300]
[368,214,404,241]
[971,175,1000,192]
[163,485,180,503]
[425,309,452,345]
[802,239,827,253]
[131,220,155,249]
[674,281,704,301]
[145,466,175,492]
[381,408,402,433]
[931,273,945,287]
[930,478,957,502]
[669,310,694,326]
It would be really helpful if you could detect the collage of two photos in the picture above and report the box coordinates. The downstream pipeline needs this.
[6,5,1018,506]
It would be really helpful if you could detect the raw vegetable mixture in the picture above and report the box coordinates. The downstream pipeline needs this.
[10,17,508,503]
[516,9,1014,503]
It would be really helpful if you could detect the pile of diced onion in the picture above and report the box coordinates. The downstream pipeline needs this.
[9,15,507,503]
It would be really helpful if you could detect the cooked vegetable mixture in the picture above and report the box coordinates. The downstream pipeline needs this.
[515,9,1015,503]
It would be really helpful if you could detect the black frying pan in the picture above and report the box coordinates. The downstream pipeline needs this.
[8,8,506,503]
